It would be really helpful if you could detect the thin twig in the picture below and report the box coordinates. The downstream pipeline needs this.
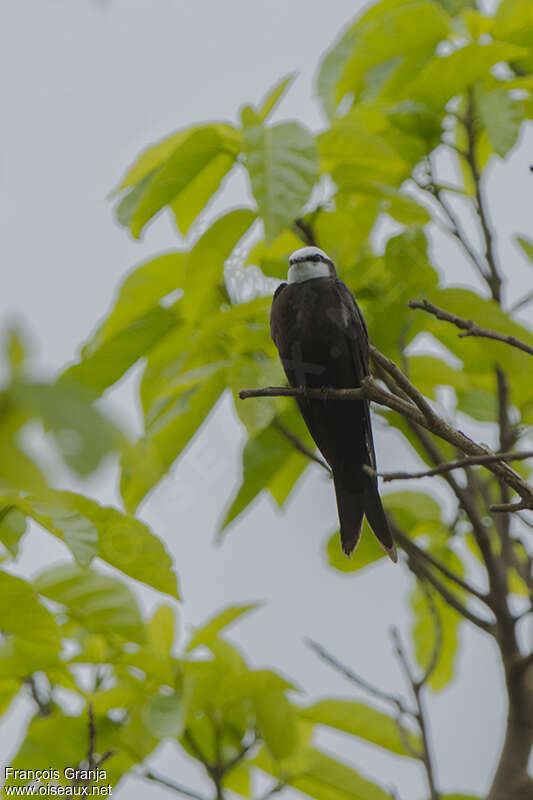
[390,629,441,800]
[26,675,52,716]
[391,524,488,603]
[465,91,502,303]
[240,379,533,509]
[511,289,533,313]
[272,417,330,473]
[408,299,533,358]
[490,500,532,513]
[256,781,287,800]
[365,451,533,482]
[405,549,495,632]
[143,770,210,800]
[306,638,416,717]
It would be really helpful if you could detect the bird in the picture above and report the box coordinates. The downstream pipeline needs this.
[270,245,397,562]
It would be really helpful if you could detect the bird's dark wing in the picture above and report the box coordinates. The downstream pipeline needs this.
[270,282,288,350]
[332,279,377,471]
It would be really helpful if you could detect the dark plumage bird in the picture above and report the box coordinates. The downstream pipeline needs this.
[270,246,397,562]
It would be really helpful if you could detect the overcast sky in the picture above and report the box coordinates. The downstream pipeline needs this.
[2,1,532,798]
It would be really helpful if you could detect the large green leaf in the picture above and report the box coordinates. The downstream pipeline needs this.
[220,421,309,531]
[403,42,529,110]
[8,381,119,475]
[476,87,523,158]
[7,713,90,788]
[120,125,241,238]
[121,367,226,512]
[336,2,450,105]
[242,109,318,241]
[3,491,179,598]
[187,603,260,652]
[299,699,421,757]
[0,506,26,559]
[61,306,179,398]
[91,252,187,346]
[256,744,390,800]
[254,690,299,761]
[0,570,61,671]
[34,563,145,642]
[411,549,465,691]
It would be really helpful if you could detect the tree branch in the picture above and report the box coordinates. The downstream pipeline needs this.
[272,417,330,473]
[143,771,210,800]
[240,375,533,509]
[365,451,533,482]
[408,299,533,358]
[391,524,489,603]
[306,638,416,718]
[391,629,441,800]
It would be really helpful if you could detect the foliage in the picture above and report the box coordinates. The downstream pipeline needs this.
[2,1,533,799]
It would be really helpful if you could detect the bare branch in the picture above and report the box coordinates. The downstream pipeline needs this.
[391,524,488,603]
[405,549,495,633]
[511,289,533,313]
[390,628,441,800]
[272,417,330,473]
[306,638,416,717]
[365,451,533,482]
[143,771,210,800]
[240,374,533,509]
[408,298,533,359]
[465,92,502,302]
[490,500,532,513]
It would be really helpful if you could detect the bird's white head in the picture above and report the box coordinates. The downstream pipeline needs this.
[287,246,335,284]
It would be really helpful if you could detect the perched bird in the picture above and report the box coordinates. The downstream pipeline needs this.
[270,246,397,562]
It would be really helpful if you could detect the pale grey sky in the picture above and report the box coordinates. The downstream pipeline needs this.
[2,1,532,798]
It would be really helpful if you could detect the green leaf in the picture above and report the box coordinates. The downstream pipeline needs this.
[7,712,90,786]
[0,570,61,670]
[516,234,533,263]
[121,366,226,512]
[6,491,179,598]
[34,563,145,642]
[242,110,318,241]
[3,324,28,378]
[148,605,176,657]
[404,42,529,110]
[61,306,179,398]
[186,603,260,652]
[170,151,237,235]
[258,744,390,800]
[0,506,26,558]
[223,763,251,798]
[143,690,185,737]
[299,699,421,757]
[495,0,533,73]
[257,72,297,121]
[91,252,187,346]
[411,549,465,691]
[326,523,386,573]
[254,690,299,761]
[476,87,523,158]
[221,422,308,531]
[116,128,197,191]
[383,491,445,538]
[180,208,257,321]
[0,680,19,715]
[128,125,241,238]
[9,380,119,475]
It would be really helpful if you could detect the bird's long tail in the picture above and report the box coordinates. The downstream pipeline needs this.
[333,472,397,562]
